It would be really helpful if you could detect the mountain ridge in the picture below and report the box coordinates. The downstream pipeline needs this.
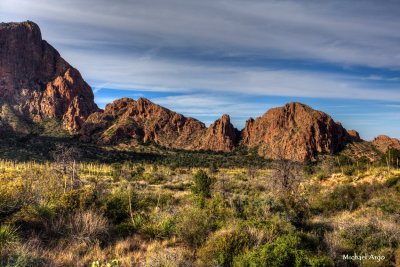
[1,21,398,162]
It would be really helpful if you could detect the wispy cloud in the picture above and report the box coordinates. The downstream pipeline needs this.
[2,0,400,67]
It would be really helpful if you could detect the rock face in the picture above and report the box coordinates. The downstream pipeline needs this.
[241,102,350,161]
[0,21,98,133]
[81,98,238,152]
[200,114,239,151]
[372,135,400,153]
[82,100,353,161]
[346,130,362,142]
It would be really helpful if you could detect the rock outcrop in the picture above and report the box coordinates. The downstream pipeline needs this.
[372,135,400,153]
[200,114,239,152]
[0,21,98,133]
[81,98,238,152]
[346,130,362,142]
[241,102,349,161]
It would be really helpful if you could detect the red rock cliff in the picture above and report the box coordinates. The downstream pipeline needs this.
[372,135,400,153]
[241,102,349,161]
[0,21,98,132]
[81,98,238,152]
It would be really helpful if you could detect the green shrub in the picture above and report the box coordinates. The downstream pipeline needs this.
[143,172,167,184]
[339,221,399,253]
[176,207,215,248]
[104,191,137,224]
[142,213,176,239]
[197,226,252,267]
[234,233,334,267]
[342,166,356,176]
[133,165,145,177]
[311,184,371,214]
[4,252,46,267]
[0,225,18,252]
[9,204,56,235]
[385,175,400,192]
[59,187,97,211]
[192,170,214,198]
[111,221,136,237]
[303,164,315,175]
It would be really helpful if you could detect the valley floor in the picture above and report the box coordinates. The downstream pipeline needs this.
[0,157,399,266]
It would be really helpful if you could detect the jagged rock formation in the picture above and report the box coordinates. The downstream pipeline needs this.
[346,130,362,142]
[200,114,239,151]
[81,98,238,152]
[0,21,98,133]
[82,100,354,161]
[372,135,400,153]
[241,102,351,161]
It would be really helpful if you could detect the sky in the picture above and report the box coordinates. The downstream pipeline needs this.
[1,0,400,140]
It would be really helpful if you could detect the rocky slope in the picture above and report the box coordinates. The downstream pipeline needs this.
[81,98,238,152]
[0,21,98,133]
[241,102,356,161]
[372,135,400,153]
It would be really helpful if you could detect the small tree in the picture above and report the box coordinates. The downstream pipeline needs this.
[192,170,213,198]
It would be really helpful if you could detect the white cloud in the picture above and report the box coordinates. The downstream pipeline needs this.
[62,50,400,102]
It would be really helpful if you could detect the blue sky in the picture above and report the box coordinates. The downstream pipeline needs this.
[1,0,400,140]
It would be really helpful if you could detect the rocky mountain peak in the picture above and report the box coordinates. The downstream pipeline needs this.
[372,135,400,153]
[0,21,98,133]
[241,102,349,161]
[200,114,238,152]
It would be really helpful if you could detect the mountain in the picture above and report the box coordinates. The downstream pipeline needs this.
[0,21,377,162]
[241,102,357,161]
[372,135,400,153]
[80,97,238,152]
[82,99,356,161]
[0,21,98,133]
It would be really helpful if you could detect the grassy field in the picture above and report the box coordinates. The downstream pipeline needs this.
[0,154,399,266]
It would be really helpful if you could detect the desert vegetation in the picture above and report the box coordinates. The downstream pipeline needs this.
[0,147,399,267]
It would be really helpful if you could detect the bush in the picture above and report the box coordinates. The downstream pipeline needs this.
[192,170,214,198]
[104,191,137,224]
[4,252,46,267]
[0,225,18,253]
[176,207,215,248]
[59,187,97,212]
[197,226,253,267]
[145,244,193,267]
[133,165,145,177]
[111,221,136,238]
[385,175,400,192]
[342,166,355,176]
[143,172,167,184]
[141,212,176,239]
[60,210,109,245]
[235,233,334,267]
[311,184,371,214]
